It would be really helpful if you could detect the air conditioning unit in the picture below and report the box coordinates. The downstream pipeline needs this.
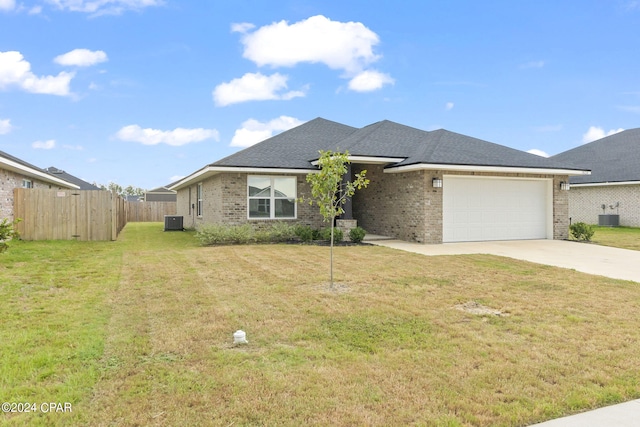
[164,215,184,231]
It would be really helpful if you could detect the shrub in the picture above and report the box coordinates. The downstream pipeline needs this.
[294,225,315,243]
[570,222,595,242]
[196,224,254,245]
[349,226,367,243]
[268,222,297,242]
[0,218,20,253]
[320,227,343,244]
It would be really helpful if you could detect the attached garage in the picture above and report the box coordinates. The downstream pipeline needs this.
[442,176,552,242]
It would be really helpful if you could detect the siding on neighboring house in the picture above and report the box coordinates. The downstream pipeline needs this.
[0,169,61,220]
[568,185,640,227]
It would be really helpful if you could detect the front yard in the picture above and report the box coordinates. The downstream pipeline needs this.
[2,222,640,426]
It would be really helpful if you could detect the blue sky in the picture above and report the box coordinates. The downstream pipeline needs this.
[1,0,639,189]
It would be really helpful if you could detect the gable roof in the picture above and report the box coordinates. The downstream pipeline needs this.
[170,118,589,190]
[551,128,640,185]
[0,151,79,189]
[45,167,101,190]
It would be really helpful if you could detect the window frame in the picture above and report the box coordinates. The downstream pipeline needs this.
[196,183,203,217]
[247,175,297,220]
[22,179,33,188]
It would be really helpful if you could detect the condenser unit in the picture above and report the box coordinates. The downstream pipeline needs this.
[164,215,184,231]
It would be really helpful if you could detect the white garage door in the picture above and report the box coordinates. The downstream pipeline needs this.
[443,176,551,242]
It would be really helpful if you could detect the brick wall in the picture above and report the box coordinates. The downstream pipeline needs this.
[568,184,640,227]
[0,168,60,220]
[176,172,325,230]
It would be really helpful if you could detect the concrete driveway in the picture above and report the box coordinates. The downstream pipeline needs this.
[369,239,640,283]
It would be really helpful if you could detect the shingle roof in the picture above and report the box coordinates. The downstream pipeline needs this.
[45,167,101,190]
[551,128,640,184]
[0,151,78,188]
[212,117,583,172]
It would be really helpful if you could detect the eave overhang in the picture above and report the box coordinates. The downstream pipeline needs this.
[168,166,318,191]
[383,163,592,176]
[0,157,80,189]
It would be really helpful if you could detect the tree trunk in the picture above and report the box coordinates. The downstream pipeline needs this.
[330,222,334,289]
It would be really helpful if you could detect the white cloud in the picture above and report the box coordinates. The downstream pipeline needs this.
[445,102,454,111]
[213,72,305,106]
[45,0,163,15]
[238,15,381,74]
[520,60,545,69]
[527,148,550,157]
[28,5,42,14]
[230,116,304,148]
[582,126,624,144]
[116,125,219,146]
[231,22,255,33]
[0,118,12,134]
[54,49,108,67]
[0,0,15,11]
[0,51,74,96]
[169,175,185,182]
[348,70,394,92]
[32,139,56,149]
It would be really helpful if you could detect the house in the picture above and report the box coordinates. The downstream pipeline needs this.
[144,186,177,202]
[551,128,640,227]
[1,151,79,220]
[45,167,102,190]
[169,118,589,243]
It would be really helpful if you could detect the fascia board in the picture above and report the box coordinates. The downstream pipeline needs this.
[384,163,591,176]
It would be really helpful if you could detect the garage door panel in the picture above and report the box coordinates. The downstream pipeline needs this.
[443,177,549,242]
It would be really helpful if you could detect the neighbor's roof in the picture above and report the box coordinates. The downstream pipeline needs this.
[45,167,101,190]
[551,128,640,185]
[0,151,79,189]
[170,118,589,190]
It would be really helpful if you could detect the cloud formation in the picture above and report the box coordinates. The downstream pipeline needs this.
[116,125,219,146]
[0,51,74,96]
[0,118,12,134]
[230,116,303,147]
[445,102,454,111]
[229,15,393,95]
[213,72,305,106]
[582,126,624,144]
[45,0,163,15]
[32,139,56,149]
[54,49,108,67]
[527,148,550,157]
[0,0,15,11]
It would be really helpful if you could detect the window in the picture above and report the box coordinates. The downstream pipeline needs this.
[196,183,203,217]
[22,179,33,188]
[248,176,296,219]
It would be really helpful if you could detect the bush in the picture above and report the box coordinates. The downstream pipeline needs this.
[320,227,343,244]
[0,218,20,253]
[294,225,315,243]
[196,224,254,245]
[570,222,595,241]
[268,222,297,242]
[349,226,367,243]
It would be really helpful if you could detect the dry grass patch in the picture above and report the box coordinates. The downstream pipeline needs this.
[2,223,640,426]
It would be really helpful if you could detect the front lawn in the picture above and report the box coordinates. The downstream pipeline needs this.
[590,226,640,251]
[2,222,640,426]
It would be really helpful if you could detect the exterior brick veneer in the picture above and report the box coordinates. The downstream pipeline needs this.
[177,167,570,243]
[568,184,640,227]
[1,169,58,220]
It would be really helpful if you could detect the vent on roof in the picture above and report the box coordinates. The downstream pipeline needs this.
[164,215,184,231]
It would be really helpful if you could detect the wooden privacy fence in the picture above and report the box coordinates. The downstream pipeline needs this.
[125,201,176,222]
[13,188,126,241]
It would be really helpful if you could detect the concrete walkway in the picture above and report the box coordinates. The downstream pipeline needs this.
[368,239,640,282]
[367,238,640,425]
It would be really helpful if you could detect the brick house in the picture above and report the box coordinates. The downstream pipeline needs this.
[169,118,589,243]
[1,151,80,220]
[551,128,640,227]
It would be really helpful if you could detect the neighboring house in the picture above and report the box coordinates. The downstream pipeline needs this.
[0,151,79,220]
[125,195,144,202]
[551,128,640,227]
[144,186,177,202]
[45,167,102,190]
[169,118,589,243]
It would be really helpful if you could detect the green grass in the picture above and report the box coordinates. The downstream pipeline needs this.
[589,226,640,251]
[2,222,640,426]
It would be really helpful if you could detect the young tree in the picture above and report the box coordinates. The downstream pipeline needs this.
[304,150,369,288]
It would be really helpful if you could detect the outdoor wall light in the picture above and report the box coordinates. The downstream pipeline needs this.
[432,178,443,188]
[560,181,570,191]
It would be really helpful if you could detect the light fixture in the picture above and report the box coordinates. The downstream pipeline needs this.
[560,181,570,191]
[432,177,443,188]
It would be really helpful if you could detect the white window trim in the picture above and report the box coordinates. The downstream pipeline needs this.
[196,183,203,217]
[247,175,297,220]
[22,179,33,188]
